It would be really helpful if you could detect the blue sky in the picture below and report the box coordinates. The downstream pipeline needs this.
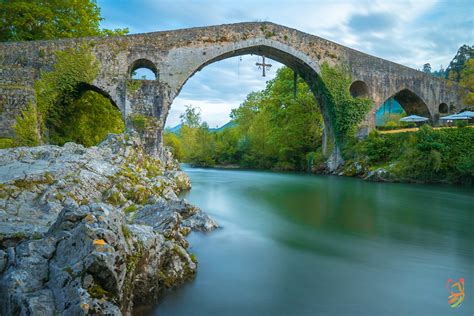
[98,0,473,127]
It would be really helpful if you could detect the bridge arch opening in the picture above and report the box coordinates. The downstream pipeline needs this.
[349,80,369,98]
[167,44,333,147]
[76,83,120,110]
[375,89,431,129]
[439,103,448,114]
[164,44,335,170]
[392,89,431,119]
[47,83,124,146]
[129,58,158,80]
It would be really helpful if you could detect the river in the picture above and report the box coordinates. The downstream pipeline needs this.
[154,166,473,315]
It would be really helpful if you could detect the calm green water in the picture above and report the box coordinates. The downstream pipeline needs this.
[154,167,473,316]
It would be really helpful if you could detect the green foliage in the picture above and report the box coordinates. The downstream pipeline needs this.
[0,137,14,149]
[172,67,324,171]
[446,44,473,82]
[455,120,468,127]
[163,132,184,160]
[0,0,128,42]
[122,224,131,240]
[14,102,41,146]
[33,44,99,140]
[88,284,111,299]
[129,114,150,134]
[14,45,124,147]
[319,63,372,146]
[180,105,202,128]
[124,205,137,214]
[377,112,406,130]
[126,79,142,95]
[106,190,124,206]
[459,59,474,106]
[49,91,124,146]
[36,45,99,118]
[350,125,474,184]
[181,122,216,167]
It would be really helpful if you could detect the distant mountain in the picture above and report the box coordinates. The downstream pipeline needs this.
[166,121,236,134]
[166,123,183,134]
[210,121,236,132]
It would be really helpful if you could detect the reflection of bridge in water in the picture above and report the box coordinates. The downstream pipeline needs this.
[0,22,462,162]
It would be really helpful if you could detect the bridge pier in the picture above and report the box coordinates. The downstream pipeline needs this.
[125,80,170,156]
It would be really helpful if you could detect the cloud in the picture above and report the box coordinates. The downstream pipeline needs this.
[167,55,283,127]
[348,13,395,32]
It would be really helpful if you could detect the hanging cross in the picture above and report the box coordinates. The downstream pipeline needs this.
[256,55,272,77]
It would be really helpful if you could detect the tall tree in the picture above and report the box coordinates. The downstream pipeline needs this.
[459,59,474,107]
[446,45,473,82]
[0,0,128,42]
[422,63,432,74]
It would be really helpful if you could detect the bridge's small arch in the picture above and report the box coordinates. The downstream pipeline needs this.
[129,58,158,80]
[439,103,448,113]
[46,82,124,147]
[349,80,369,98]
[392,88,431,119]
[77,82,120,110]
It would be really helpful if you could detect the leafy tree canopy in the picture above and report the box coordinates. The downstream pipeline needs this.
[447,44,473,82]
[0,0,128,42]
[459,59,474,107]
[165,67,324,171]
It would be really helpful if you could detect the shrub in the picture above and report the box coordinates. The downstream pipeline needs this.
[129,114,149,134]
[0,137,14,149]
[14,102,41,146]
[455,120,468,127]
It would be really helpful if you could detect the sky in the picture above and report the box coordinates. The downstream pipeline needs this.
[98,0,473,127]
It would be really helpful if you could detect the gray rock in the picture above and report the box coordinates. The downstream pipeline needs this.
[165,170,191,191]
[365,168,392,182]
[0,250,6,273]
[0,133,217,315]
[181,209,219,232]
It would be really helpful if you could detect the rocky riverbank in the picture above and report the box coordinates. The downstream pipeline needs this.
[0,133,217,315]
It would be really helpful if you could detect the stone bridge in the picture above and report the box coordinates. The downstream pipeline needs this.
[0,22,462,161]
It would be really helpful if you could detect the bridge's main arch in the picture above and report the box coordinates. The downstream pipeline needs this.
[160,40,338,160]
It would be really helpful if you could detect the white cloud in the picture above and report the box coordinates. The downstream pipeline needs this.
[166,55,283,127]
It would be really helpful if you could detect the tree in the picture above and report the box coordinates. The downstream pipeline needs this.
[446,45,473,82]
[431,65,446,78]
[230,67,324,170]
[163,132,184,160]
[422,63,432,74]
[459,59,474,107]
[180,105,201,128]
[171,67,332,170]
[0,0,128,42]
